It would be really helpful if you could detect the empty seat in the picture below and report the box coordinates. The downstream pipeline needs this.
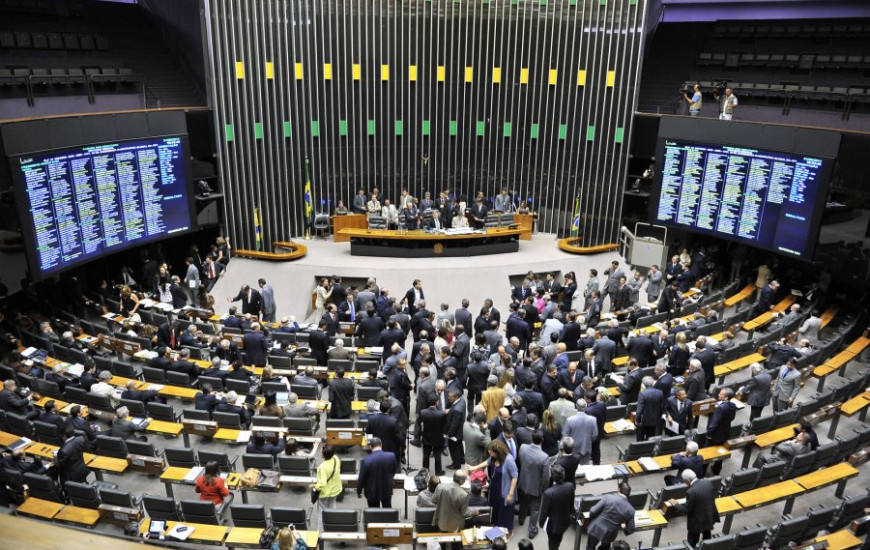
[696,535,735,550]
[617,440,656,461]
[756,460,786,487]
[181,498,231,525]
[363,508,400,526]
[803,505,838,539]
[230,504,268,528]
[95,435,128,459]
[322,508,360,532]
[65,481,101,509]
[24,472,65,503]
[213,411,243,430]
[126,439,162,458]
[33,420,63,446]
[278,456,313,477]
[414,507,437,533]
[284,417,318,436]
[721,468,758,496]
[734,524,768,550]
[100,487,141,509]
[165,447,197,468]
[147,402,179,422]
[271,507,309,529]
[242,453,276,470]
[766,515,808,549]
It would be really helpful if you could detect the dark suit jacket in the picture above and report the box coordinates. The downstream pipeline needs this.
[356,316,384,346]
[56,435,90,482]
[337,299,359,322]
[618,368,643,405]
[506,316,532,351]
[685,370,707,402]
[121,388,161,404]
[446,399,466,438]
[557,370,583,393]
[39,411,65,430]
[692,348,717,386]
[64,415,96,441]
[741,372,772,407]
[404,287,425,316]
[389,369,412,404]
[681,479,720,534]
[421,407,447,446]
[554,453,581,484]
[539,481,576,533]
[666,396,693,433]
[0,389,31,414]
[242,331,269,367]
[308,329,329,366]
[358,449,398,500]
[706,401,737,445]
[231,288,262,315]
[559,322,583,351]
[626,336,655,369]
[170,283,188,309]
[654,373,674,399]
[454,309,473,334]
[156,323,180,349]
[635,388,664,427]
[328,378,354,419]
[365,414,403,453]
[195,392,221,414]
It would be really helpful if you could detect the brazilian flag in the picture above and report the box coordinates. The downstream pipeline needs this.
[254,207,263,251]
[303,157,314,228]
[570,197,581,238]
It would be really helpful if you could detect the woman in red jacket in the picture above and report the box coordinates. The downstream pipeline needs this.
[194,461,229,505]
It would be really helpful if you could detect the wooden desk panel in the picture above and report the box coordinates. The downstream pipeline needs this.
[840,392,870,417]
[16,497,65,519]
[146,420,184,436]
[716,496,741,515]
[819,306,839,329]
[715,353,765,377]
[513,213,534,240]
[794,463,859,491]
[225,527,266,547]
[724,284,756,307]
[160,466,193,482]
[814,530,863,550]
[340,227,524,241]
[754,424,798,449]
[845,336,870,355]
[139,519,228,544]
[332,214,368,242]
[55,504,101,527]
[87,456,129,474]
[733,480,804,509]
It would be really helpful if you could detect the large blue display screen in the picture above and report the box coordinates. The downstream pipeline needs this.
[14,136,194,277]
[653,139,832,259]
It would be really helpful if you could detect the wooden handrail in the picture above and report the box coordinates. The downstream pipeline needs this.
[557,237,619,254]
[233,240,307,261]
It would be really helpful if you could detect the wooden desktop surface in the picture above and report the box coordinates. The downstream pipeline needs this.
[793,462,859,491]
[16,497,65,519]
[54,504,101,526]
[715,352,765,377]
[840,391,870,416]
[819,306,839,329]
[339,227,524,241]
[754,424,798,449]
[814,530,863,550]
[139,519,229,544]
[723,284,756,307]
[715,496,742,515]
[732,480,804,509]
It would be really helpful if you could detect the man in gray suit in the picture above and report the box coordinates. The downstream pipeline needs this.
[183,256,200,305]
[258,278,277,323]
[754,432,810,467]
[432,470,470,532]
[798,309,823,346]
[586,482,636,550]
[412,367,437,446]
[518,430,550,538]
[563,399,598,464]
[463,412,491,466]
[584,269,600,310]
[591,334,616,375]
[602,261,625,311]
[737,363,771,421]
[646,265,663,303]
[773,359,801,412]
[110,406,150,441]
[635,376,664,441]
[454,300,473,335]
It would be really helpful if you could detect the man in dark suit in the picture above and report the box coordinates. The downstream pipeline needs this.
[554,437,582,484]
[403,279,425,317]
[337,293,360,323]
[466,352,490,415]
[665,388,693,435]
[657,281,681,319]
[691,337,717,391]
[625,332,656,369]
[202,256,225,291]
[653,364,673,400]
[454,300,473,337]
[328,368,354,419]
[241,322,270,367]
[121,380,163,405]
[635,376,664,441]
[0,380,37,419]
[506,309,532,352]
[539,465,574,550]
[469,196,488,228]
[389,359,412,418]
[445,389,466,469]
[169,276,188,309]
[557,361,584,394]
[592,334,616,375]
[670,470,719,546]
[356,310,384,347]
[215,390,254,425]
[685,360,707,403]
[227,284,262,316]
[753,280,779,318]
[366,401,404,464]
[706,388,737,474]
[737,363,772,421]
[451,325,471,378]
[420,396,447,475]
[357,437,398,507]
[512,282,533,304]
[54,426,91,483]
[308,319,330,366]
[156,319,181,350]
[38,400,65,430]
[168,348,199,381]
[558,313,583,352]
[195,384,222,414]
[664,441,705,485]
[618,359,643,405]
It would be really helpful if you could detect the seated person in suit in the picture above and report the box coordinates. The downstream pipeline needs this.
[425,210,446,230]
[201,356,230,380]
[664,441,704,485]
[225,358,254,381]
[181,325,209,348]
[282,392,319,419]
[215,390,255,426]
[212,338,240,364]
[195,383,222,414]
[168,348,200,382]
[38,400,65,431]
[64,404,98,442]
[223,307,243,328]
[245,431,287,455]
[0,448,46,474]
[121,379,164,404]
[275,315,300,333]
[111,406,150,440]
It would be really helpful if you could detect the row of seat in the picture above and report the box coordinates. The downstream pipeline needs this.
[697,52,870,71]
[0,66,135,86]
[711,22,870,39]
[0,31,109,51]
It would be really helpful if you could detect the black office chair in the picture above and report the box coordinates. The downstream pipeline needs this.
[733,524,768,550]
[24,472,66,503]
[284,417,318,436]
[213,411,243,430]
[251,416,283,429]
[322,508,360,532]
[143,494,181,521]
[696,535,736,550]
[363,508,400,526]
[183,409,212,422]
[755,460,787,487]
[181,497,233,525]
[32,420,63,446]
[95,435,128,459]
[6,413,32,437]
[242,453,276,470]
[230,504,269,528]
[126,439,162,458]
[271,507,310,529]
[165,447,198,468]
[119,398,147,417]
[65,481,102,509]
[198,450,238,472]
[413,507,438,532]
[86,392,114,413]
[99,486,142,509]
[766,515,809,549]
[278,456,314,477]
[147,402,180,422]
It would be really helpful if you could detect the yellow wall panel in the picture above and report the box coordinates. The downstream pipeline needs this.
[409,65,418,82]
[294,62,303,80]
[265,62,273,80]
[519,68,529,84]
[606,70,616,87]
[548,69,558,85]
[381,64,390,81]
[492,67,502,84]
[352,63,361,81]
[437,65,446,82]
[323,63,333,80]
[235,61,244,79]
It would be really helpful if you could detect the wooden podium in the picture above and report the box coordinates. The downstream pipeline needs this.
[332,214,367,242]
[366,523,414,545]
[513,213,535,241]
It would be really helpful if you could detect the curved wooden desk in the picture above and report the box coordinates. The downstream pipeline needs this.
[340,228,523,257]
[233,240,307,261]
[557,237,619,254]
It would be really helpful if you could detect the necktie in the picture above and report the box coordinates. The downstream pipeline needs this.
[782,369,788,380]
[350,302,355,321]
[509,438,515,458]
[679,401,683,413]
[210,264,215,278]
[170,330,176,348]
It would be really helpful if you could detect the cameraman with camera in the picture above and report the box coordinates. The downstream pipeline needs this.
[683,84,702,117]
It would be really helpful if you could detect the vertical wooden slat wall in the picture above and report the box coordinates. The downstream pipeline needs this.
[207,0,647,250]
